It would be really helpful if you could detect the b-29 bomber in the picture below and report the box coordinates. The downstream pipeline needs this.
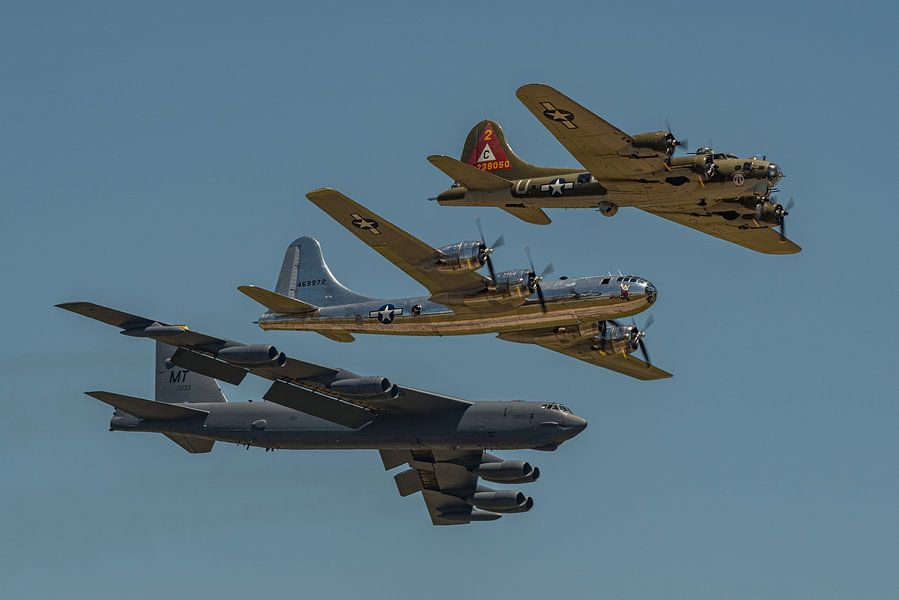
[238,188,671,380]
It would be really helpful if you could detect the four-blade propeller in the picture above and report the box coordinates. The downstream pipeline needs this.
[476,217,505,283]
[609,314,656,366]
[525,245,554,313]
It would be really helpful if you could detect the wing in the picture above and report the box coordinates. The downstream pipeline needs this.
[498,331,672,380]
[516,83,667,189]
[380,449,498,526]
[305,188,490,295]
[59,302,472,421]
[644,209,802,254]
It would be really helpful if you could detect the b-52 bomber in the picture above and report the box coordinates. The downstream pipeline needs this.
[57,301,586,526]
[237,188,671,380]
[430,83,800,255]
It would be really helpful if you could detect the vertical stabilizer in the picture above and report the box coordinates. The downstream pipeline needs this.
[460,120,573,180]
[155,342,227,404]
[274,237,374,307]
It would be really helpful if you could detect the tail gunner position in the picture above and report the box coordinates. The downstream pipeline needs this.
[430,83,799,255]
[58,301,586,526]
[238,188,670,380]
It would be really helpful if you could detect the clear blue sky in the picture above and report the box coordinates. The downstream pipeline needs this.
[2,2,896,598]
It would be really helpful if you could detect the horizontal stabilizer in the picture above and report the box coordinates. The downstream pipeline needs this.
[500,205,551,225]
[237,286,319,314]
[169,348,248,386]
[164,434,215,454]
[427,155,509,190]
[263,381,373,428]
[85,391,209,421]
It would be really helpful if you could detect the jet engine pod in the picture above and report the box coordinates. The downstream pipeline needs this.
[216,344,287,367]
[329,376,400,399]
[475,461,540,484]
[439,509,502,524]
[468,490,532,512]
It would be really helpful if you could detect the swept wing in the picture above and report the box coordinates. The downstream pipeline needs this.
[58,302,472,424]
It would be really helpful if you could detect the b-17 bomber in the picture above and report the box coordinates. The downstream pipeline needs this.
[57,301,587,526]
[430,83,800,254]
[238,188,671,380]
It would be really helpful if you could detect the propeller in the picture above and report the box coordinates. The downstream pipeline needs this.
[630,314,655,366]
[665,118,687,154]
[475,217,505,282]
[779,196,794,241]
[525,245,554,313]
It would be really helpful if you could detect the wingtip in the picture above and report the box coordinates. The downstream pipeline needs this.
[516,82,552,97]
[305,187,339,200]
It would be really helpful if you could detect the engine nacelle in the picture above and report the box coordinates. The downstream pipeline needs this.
[431,268,532,310]
[475,461,540,484]
[217,344,286,367]
[438,509,502,523]
[669,153,717,178]
[753,200,784,225]
[591,322,639,355]
[434,241,486,273]
[329,376,399,399]
[468,490,533,512]
[632,130,677,154]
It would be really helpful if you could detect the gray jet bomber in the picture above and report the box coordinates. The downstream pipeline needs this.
[238,188,671,380]
[58,301,587,526]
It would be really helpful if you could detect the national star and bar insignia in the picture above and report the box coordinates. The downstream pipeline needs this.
[539,102,577,129]
[369,303,403,324]
[351,213,381,234]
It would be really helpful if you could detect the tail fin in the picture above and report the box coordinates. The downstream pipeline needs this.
[270,236,374,308]
[155,342,227,404]
[460,120,574,180]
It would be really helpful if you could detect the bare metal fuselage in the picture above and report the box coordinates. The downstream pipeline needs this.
[258,276,657,338]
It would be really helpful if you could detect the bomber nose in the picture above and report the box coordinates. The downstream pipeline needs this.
[644,281,658,304]
[767,163,781,181]
[566,416,588,438]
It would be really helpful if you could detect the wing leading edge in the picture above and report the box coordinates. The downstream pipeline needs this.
[305,188,490,295]
[58,302,472,423]
[498,330,672,381]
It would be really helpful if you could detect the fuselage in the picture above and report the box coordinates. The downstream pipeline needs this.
[258,274,657,336]
[438,153,782,211]
[112,400,587,451]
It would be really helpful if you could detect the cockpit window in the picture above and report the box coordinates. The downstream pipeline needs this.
[576,173,592,184]
[541,403,572,414]
[601,277,610,285]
